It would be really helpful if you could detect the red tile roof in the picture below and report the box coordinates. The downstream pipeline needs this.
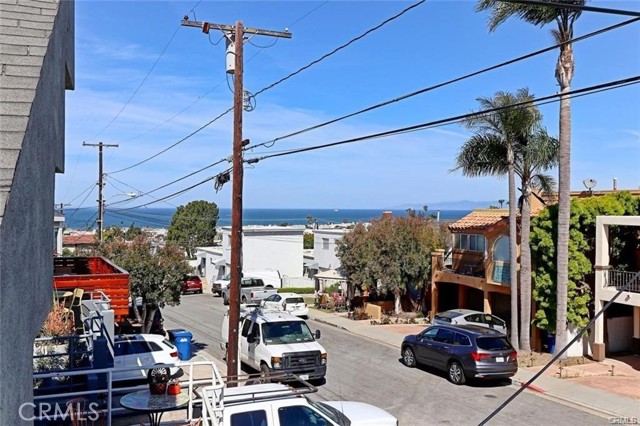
[448,209,507,232]
[63,234,96,246]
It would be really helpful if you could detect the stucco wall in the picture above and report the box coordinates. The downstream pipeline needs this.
[0,0,74,423]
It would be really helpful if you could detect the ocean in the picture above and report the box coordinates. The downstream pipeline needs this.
[62,207,471,230]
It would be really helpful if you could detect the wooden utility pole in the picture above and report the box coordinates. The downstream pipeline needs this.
[83,142,118,242]
[181,18,290,383]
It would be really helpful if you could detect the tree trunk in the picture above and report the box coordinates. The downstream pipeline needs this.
[555,40,574,359]
[394,291,402,315]
[519,186,532,352]
[507,146,520,350]
[132,297,142,324]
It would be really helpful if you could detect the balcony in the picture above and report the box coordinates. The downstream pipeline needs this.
[605,269,640,293]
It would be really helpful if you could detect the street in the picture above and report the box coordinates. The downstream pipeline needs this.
[163,293,608,426]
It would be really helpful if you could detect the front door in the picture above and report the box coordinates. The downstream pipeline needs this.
[414,327,439,366]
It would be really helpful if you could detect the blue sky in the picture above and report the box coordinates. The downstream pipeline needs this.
[56,0,640,210]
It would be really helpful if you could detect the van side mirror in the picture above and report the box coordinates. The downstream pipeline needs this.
[247,335,255,344]
[315,330,321,339]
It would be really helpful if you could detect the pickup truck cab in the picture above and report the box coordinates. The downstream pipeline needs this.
[221,277,278,305]
[201,380,399,426]
[222,306,327,383]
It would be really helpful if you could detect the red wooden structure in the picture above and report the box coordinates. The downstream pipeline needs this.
[53,256,130,322]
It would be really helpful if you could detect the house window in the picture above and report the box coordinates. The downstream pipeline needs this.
[322,238,329,250]
[492,235,510,284]
[454,234,485,252]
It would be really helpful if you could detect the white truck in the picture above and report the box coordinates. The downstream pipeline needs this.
[220,277,279,305]
[221,305,327,384]
[213,268,282,297]
[201,373,399,426]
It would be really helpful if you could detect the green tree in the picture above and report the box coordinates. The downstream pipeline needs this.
[303,233,314,250]
[530,192,640,335]
[98,236,191,333]
[336,214,448,314]
[452,88,550,349]
[125,224,143,240]
[167,200,219,259]
[477,0,583,359]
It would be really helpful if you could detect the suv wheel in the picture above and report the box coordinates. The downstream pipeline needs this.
[402,347,416,368]
[448,361,466,385]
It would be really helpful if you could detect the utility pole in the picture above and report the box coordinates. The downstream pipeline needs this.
[83,142,118,242]
[182,18,291,383]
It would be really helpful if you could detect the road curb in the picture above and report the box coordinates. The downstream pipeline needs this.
[309,316,349,331]
[513,378,545,394]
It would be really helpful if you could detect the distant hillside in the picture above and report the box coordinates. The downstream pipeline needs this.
[390,200,497,211]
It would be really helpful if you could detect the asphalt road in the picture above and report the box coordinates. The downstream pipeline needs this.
[162,293,608,426]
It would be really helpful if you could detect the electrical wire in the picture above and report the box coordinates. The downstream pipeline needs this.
[245,16,640,152]
[108,106,234,174]
[248,76,640,162]
[87,25,182,141]
[252,0,426,98]
[64,184,97,222]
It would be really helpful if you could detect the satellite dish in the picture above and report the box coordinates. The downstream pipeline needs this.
[583,179,597,191]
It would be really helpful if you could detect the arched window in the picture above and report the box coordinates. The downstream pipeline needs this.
[492,236,510,284]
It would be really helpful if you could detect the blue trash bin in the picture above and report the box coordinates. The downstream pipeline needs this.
[169,329,193,360]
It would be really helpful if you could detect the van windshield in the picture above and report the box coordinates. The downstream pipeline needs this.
[262,321,315,345]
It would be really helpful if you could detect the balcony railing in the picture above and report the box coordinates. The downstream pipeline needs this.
[605,270,640,293]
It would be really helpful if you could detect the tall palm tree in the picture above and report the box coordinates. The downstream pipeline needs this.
[453,89,557,350]
[476,0,583,358]
[515,129,558,351]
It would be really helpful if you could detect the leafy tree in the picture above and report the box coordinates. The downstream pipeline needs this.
[98,236,191,333]
[531,192,640,334]
[303,233,314,250]
[125,224,143,240]
[451,88,553,349]
[336,214,448,314]
[167,200,219,258]
[477,0,583,358]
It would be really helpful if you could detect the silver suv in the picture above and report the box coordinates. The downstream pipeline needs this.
[433,309,507,334]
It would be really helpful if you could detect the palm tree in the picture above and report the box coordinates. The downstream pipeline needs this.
[498,199,505,209]
[515,129,558,351]
[452,89,557,350]
[477,0,583,359]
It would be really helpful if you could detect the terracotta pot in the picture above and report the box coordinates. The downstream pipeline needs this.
[149,383,167,395]
[167,383,181,395]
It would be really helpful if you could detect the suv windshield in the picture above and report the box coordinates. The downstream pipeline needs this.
[476,336,512,351]
[262,321,315,345]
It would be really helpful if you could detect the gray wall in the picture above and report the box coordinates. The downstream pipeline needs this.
[0,0,74,423]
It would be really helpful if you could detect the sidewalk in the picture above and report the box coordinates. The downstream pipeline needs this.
[307,308,640,420]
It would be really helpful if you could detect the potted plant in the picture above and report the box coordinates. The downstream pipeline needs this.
[148,368,169,395]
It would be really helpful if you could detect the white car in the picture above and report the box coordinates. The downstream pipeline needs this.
[112,334,180,381]
[432,309,508,334]
[260,292,309,318]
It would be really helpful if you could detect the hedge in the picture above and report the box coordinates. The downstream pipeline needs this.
[278,287,315,294]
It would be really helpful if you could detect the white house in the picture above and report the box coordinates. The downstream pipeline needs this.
[593,215,640,361]
[313,228,347,271]
[195,226,305,284]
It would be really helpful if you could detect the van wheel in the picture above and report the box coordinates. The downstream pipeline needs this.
[222,294,229,305]
[259,364,271,383]
[241,296,247,303]
[448,361,466,385]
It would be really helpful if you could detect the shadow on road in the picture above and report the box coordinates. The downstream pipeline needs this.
[396,358,513,388]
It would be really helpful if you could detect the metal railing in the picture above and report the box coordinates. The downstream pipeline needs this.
[32,360,221,426]
[605,269,640,293]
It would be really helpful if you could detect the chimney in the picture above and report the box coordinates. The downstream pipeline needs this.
[382,211,393,220]
[613,177,618,191]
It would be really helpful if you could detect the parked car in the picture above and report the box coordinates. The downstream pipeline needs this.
[211,273,230,296]
[401,324,517,385]
[113,334,180,381]
[182,275,203,294]
[433,309,507,334]
[260,292,309,318]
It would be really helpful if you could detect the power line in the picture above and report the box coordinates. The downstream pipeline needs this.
[252,0,426,98]
[245,16,640,152]
[248,76,640,162]
[88,25,182,141]
[498,0,640,17]
[108,107,234,174]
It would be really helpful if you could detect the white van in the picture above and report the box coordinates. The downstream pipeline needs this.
[212,268,282,296]
[221,305,327,383]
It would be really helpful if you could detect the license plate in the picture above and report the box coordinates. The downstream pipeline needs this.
[300,374,309,380]
[495,357,505,363]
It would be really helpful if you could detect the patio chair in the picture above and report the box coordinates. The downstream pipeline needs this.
[66,397,94,426]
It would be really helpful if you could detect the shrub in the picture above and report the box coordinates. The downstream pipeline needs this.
[278,287,315,294]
